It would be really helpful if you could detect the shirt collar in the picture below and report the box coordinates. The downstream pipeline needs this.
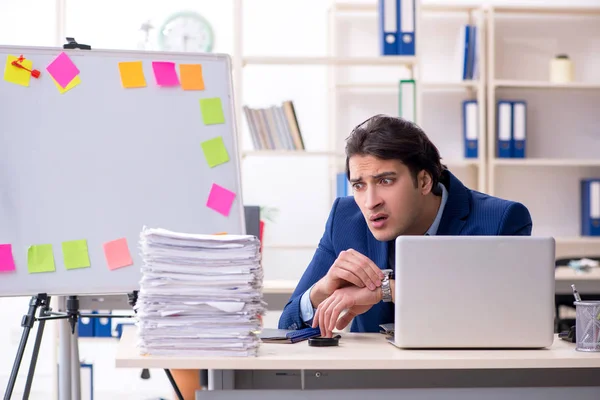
[425,183,448,236]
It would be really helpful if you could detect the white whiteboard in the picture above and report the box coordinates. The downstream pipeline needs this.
[0,45,245,297]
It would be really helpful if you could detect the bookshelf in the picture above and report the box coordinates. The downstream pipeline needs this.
[329,1,486,193]
[486,5,600,259]
[233,1,600,280]
[233,1,488,280]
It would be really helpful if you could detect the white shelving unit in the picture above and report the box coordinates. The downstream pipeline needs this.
[233,1,488,280]
[486,5,600,258]
[233,1,600,277]
[329,2,487,192]
[243,55,417,66]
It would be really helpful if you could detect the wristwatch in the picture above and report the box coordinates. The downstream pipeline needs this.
[380,269,393,302]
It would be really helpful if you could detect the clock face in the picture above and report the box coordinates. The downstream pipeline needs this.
[158,11,214,52]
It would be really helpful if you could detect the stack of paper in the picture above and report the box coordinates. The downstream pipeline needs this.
[135,227,265,357]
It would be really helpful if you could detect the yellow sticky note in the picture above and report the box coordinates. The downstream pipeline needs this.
[180,64,205,90]
[199,97,225,125]
[201,136,230,167]
[27,244,56,274]
[52,75,81,94]
[4,55,33,87]
[118,61,146,88]
[62,239,90,270]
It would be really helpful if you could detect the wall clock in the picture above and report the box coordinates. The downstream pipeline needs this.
[158,11,214,52]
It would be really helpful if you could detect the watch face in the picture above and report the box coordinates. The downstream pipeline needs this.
[159,11,214,52]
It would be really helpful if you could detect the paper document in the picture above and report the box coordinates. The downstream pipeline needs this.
[135,227,265,357]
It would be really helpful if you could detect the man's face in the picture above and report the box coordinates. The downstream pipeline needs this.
[348,155,428,241]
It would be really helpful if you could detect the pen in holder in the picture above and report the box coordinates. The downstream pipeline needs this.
[574,300,600,352]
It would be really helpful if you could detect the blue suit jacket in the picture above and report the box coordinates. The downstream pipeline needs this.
[278,170,532,332]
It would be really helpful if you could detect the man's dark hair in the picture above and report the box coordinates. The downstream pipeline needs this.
[345,114,446,194]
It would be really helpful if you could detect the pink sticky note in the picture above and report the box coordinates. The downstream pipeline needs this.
[152,61,180,86]
[0,244,16,272]
[103,238,133,270]
[206,183,236,216]
[46,52,80,88]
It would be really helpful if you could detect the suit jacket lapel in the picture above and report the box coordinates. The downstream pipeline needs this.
[437,170,471,235]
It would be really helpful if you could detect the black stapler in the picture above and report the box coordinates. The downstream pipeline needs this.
[558,326,576,343]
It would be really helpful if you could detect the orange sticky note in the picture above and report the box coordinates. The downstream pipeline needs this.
[179,64,205,90]
[103,238,133,270]
[118,61,146,88]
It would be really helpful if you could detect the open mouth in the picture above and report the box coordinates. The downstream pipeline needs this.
[371,214,388,222]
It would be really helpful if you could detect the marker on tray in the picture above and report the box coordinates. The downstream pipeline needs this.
[11,55,41,78]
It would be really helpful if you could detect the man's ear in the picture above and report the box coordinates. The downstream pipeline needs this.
[419,170,433,195]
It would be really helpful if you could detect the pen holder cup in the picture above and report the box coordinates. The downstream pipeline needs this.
[574,301,600,352]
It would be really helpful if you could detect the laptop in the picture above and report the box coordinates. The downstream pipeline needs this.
[391,236,556,349]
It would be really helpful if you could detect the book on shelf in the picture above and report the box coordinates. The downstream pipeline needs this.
[336,172,353,198]
[496,100,527,158]
[462,99,478,159]
[581,179,600,236]
[243,100,305,150]
[399,79,416,122]
[378,0,416,56]
[454,24,479,81]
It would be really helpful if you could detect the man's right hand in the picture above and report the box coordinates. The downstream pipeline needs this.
[309,249,384,308]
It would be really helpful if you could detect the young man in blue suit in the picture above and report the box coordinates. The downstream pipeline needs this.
[278,114,533,337]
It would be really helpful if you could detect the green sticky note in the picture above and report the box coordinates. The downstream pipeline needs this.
[62,239,91,270]
[201,136,230,168]
[199,97,225,125]
[27,244,55,273]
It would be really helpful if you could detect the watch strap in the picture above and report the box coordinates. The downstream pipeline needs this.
[381,269,393,302]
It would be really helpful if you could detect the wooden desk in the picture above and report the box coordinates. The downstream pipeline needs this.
[116,327,600,398]
[555,267,600,295]
[116,327,599,370]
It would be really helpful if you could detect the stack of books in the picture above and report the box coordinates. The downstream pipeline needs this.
[135,227,265,357]
[243,100,305,150]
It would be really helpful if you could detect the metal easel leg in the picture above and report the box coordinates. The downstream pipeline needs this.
[22,295,51,399]
[4,295,42,400]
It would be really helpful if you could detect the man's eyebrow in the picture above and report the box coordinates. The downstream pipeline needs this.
[372,171,397,179]
[349,171,397,183]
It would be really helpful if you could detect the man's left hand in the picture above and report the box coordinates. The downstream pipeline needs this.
[312,285,381,337]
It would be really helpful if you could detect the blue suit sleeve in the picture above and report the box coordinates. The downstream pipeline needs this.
[498,202,533,235]
[278,198,340,330]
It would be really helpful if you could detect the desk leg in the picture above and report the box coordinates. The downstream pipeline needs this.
[208,370,234,390]
[58,297,72,400]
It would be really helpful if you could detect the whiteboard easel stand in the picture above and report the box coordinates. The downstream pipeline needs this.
[0,38,246,399]
[4,293,132,400]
